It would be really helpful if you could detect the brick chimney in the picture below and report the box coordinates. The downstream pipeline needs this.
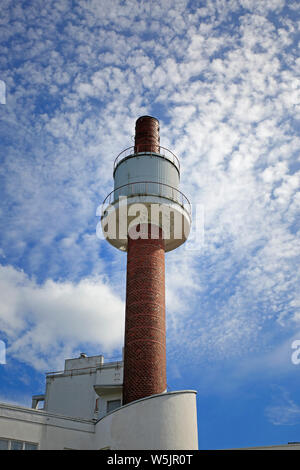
[122,117,166,405]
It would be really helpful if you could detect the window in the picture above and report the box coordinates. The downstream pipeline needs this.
[0,438,38,450]
[106,399,121,413]
[94,398,99,412]
[11,440,23,450]
[24,442,38,450]
[0,439,8,450]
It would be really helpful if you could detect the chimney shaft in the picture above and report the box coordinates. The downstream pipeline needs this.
[122,117,166,405]
[122,224,166,405]
[134,115,160,154]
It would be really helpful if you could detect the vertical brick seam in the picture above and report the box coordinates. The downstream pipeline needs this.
[122,224,166,405]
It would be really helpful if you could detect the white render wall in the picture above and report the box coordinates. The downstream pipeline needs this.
[45,372,99,419]
[0,402,95,450]
[64,354,104,371]
[94,390,199,450]
[0,391,198,450]
[44,358,123,420]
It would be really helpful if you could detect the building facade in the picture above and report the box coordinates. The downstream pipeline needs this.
[0,354,198,450]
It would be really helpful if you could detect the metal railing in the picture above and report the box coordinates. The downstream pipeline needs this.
[102,181,191,217]
[113,145,180,173]
[45,361,123,378]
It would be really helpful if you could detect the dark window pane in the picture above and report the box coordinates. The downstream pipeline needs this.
[11,440,23,450]
[106,399,121,413]
[24,442,38,450]
[0,439,9,450]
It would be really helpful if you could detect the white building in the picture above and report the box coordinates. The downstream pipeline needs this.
[1,352,299,450]
[0,353,199,450]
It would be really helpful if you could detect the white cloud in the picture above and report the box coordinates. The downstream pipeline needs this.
[265,386,300,426]
[0,265,124,371]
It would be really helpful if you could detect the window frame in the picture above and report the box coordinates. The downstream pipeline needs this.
[106,399,121,414]
[0,438,39,450]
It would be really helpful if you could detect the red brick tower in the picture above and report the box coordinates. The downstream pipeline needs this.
[102,116,191,405]
[122,117,166,404]
[123,223,166,404]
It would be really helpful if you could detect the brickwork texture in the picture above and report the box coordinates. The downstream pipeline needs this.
[122,224,166,405]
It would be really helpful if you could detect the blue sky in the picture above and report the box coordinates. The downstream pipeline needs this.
[0,0,300,449]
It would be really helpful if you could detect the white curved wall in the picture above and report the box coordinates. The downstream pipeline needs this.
[114,154,180,193]
[94,390,198,450]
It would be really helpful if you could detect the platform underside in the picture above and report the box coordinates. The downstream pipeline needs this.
[101,195,191,252]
